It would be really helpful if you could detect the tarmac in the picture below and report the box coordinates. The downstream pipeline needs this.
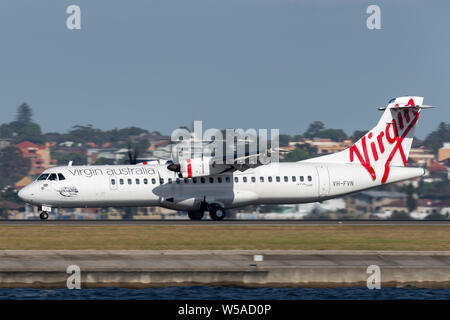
[0,250,449,288]
[1,219,450,226]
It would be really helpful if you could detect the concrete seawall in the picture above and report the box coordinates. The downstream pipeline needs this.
[0,250,449,288]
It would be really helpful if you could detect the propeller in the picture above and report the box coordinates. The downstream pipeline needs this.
[126,143,139,165]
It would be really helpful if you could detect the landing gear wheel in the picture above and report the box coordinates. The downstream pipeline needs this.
[188,211,204,220]
[40,211,49,220]
[209,205,226,221]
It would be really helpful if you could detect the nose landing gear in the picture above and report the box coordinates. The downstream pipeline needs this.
[39,211,49,220]
[39,205,51,220]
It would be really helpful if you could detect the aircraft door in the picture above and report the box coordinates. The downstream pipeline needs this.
[316,165,330,198]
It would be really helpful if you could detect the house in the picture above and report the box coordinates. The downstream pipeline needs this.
[425,160,448,182]
[409,147,435,166]
[438,142,450,162]
[15,141,57,176]
[303,138,353,155]
[0,139,11,150]
[345,191,407,216]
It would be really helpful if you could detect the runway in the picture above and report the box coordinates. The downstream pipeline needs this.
[0,219,450,226]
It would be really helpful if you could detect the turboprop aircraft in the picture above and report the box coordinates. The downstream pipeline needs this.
[18,96,433,220]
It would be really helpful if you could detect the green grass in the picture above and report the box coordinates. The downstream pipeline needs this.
[0,225,449,250]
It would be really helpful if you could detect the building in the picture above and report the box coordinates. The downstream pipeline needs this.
[15,141,57,176]
[345,191,407,216]
[0,139,11,150]
[87,148,128,164]
[438,142,450,162]
[303,138,353,155]
[425,160,448,182]
[409,147,435,166]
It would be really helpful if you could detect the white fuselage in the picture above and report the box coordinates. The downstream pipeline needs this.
[18,162,424,211]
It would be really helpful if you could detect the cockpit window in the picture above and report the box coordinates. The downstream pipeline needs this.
[37,174,49,181]
[58,173,66,181]
[388,98,396,103]
[48,173,58,181]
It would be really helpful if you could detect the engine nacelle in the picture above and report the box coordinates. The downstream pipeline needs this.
[179,157,226,178]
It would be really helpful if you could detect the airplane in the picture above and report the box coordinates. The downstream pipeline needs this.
[18,96,433,221]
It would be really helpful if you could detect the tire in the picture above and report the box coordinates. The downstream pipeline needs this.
[209,206,226,221]
[188,211,204,220]
[40,212,49,220]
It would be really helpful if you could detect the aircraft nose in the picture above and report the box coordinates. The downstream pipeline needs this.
[18,185,33,203]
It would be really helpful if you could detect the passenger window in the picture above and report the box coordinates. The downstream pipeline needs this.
[168,178,172,184]
[284,176,288,182]
[201,177,206,183]
[234,177,239,183]
[128,179,132,185]
[209,177,214,183]
[226,177,231,183]
[120,179,124,185]
[136,178,140,184]
[243,177,247,183]
[292,176,296,182]
[260,177,264,182]
[276,176,280,182]
[193,178,197,183]
[218,177,222,183]
[111,179,116,185]
[308,176,312,182]
[152,178,156,184]
[268,176,272,182]
[48,173,58,181]
[144,178,148,184]
[300,176,304,182]
[251,177,256,183]
[37,174,49,181]
[160,178,164,184]
[176,178,181,184]
[58,173,66,181]
[184,178,189,184]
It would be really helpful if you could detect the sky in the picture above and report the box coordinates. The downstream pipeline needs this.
[0,0,448,139]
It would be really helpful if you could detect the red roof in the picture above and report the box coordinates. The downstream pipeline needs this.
[15,141,45,150]
[427,160,447,172]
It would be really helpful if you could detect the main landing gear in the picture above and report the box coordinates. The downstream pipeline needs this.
[187,204,227,221]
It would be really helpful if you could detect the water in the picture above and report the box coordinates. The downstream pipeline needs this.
[0,286,449,300]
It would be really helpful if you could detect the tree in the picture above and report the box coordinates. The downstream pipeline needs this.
[0,147,30,189]
[425,211,446,220]
[390,211,412,220]
[93,157,115,165]
[350,130,368,142]
[283,147,310,162]
[51,152,86,166]
[404,183,417,213]
[423,122,450,154]
[304,121,325,138]
[317,129,347,141]
[278,134,292,147]
[16,103,33,124]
